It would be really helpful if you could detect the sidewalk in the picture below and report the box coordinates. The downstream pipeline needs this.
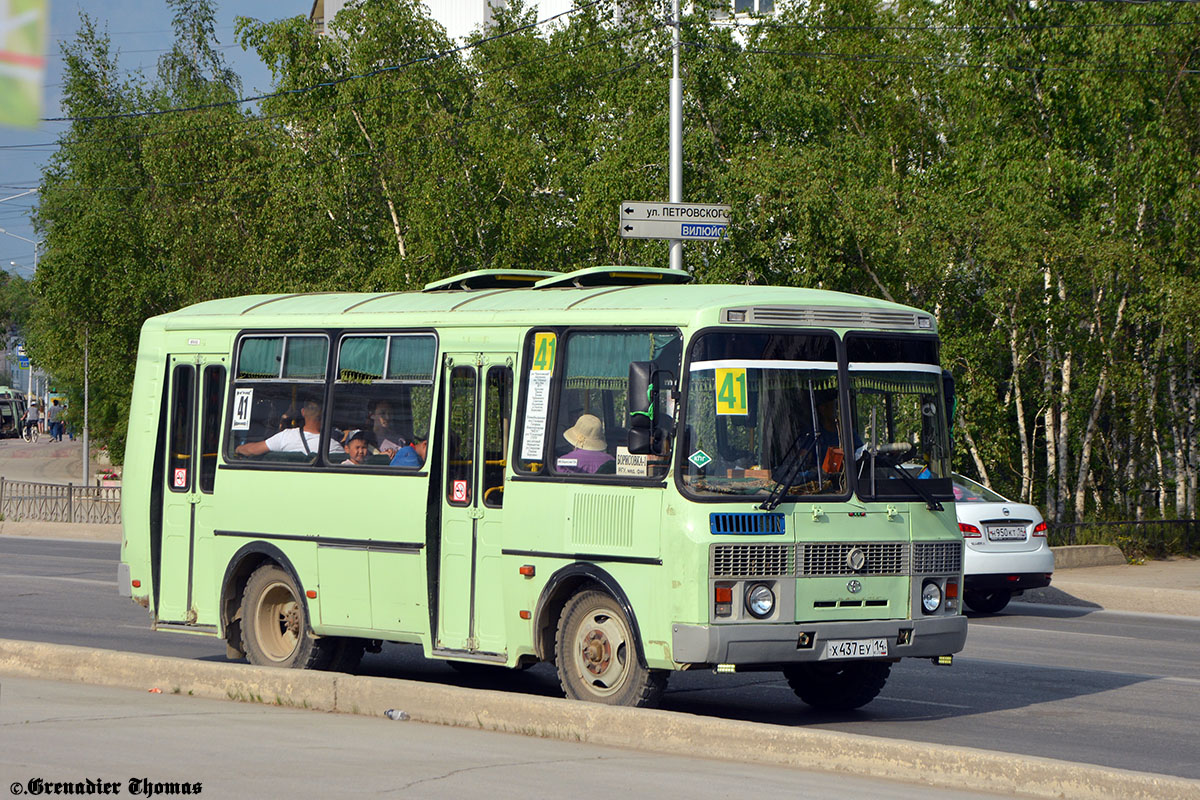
[1020,555,1200,617]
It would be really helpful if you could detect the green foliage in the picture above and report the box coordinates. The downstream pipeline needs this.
[25,0,1200,523]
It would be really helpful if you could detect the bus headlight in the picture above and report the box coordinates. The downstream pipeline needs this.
[921,580,942,614]
[746,583,775,619]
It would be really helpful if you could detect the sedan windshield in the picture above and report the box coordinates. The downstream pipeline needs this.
[681,331,848,500]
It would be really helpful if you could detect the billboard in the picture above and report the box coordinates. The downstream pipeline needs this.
[0,0,46,128]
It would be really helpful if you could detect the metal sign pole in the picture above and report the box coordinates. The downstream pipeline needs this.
[82,329,89,486]
[669,0,683,271]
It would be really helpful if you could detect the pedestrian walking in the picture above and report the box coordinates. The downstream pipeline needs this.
[47,399,64,441]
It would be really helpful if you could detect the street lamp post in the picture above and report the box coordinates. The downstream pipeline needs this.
[0,228,42,271]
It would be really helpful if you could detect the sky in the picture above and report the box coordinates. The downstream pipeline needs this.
[0,0,293,280]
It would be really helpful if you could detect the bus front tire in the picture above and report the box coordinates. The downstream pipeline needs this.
[555,589,666,707]
[240,564,333,670]
[783,660,891,711]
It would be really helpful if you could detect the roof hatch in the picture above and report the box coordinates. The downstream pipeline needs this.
[533,266,693,289]
[423,269,561,292]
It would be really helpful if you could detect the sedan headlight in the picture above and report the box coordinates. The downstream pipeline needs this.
[745,583,775,619]
[921,580,943,614]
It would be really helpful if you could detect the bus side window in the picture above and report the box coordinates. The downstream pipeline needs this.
[550,330,682,479]
[482,366,512,507]
[199,365,226,493]
[226,334,329,465]
[330,334,436,468]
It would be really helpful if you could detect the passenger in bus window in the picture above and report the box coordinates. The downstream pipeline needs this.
[340,430,371,465]
[388,435,427,468]
[235,400,345,458]
[368,400,408,452]
[557,414,614,474]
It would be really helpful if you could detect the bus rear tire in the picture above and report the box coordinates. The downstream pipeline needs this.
[555,589,667,707]
[241,564,333,670]
[783,660,891,711]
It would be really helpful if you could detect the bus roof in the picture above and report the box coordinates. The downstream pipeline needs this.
[153,268,936,333]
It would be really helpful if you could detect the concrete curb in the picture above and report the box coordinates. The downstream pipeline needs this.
[1051,545,1126,569]
[0,639,1195,800]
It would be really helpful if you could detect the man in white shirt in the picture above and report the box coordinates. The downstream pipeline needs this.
[236,400,344,458]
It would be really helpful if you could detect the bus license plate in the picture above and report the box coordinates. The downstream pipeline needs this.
[821,638,889,660]
[986,525,1027,541]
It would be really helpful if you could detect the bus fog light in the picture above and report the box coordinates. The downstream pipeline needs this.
[921,580,942,614]
[745,583,775,619]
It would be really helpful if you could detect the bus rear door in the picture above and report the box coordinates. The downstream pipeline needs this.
[436,353,514,657]
[157,355,227,625]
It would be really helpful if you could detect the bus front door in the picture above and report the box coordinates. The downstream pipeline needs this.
[436,354,514,657]
[156,356,228,625]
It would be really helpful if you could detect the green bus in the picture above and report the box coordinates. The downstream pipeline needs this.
[120,266,965,709]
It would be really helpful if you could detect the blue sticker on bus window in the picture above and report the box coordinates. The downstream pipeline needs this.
[688,450,712,469]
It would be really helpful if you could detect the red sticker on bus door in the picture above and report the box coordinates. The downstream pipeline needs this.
[173,468,188,488]
[452,480,468,503]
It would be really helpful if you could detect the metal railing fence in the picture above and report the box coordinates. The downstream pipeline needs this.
[0,477,122,525]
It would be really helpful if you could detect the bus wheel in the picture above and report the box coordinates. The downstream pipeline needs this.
[241,564,332,669]
[555,590,666,707]
[783,661,891,711]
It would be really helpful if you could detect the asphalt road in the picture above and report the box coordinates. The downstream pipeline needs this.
[2,537,1198,781]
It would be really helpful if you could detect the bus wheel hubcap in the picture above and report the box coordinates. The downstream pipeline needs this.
[581,629,612,675]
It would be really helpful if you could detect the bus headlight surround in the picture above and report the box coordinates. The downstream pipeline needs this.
[746,583,775,619]
[921,580,942,614]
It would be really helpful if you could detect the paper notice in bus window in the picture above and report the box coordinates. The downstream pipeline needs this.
[231,388,253,430]
[615,447,647,477]
[173,468,187,488]
[521,369,553,461]
[714,368,748,416]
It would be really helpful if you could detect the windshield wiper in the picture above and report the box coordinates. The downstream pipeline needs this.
[758,433,811,511]
[878,459,944,512]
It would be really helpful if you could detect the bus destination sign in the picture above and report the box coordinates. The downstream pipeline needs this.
[619,201,731,241]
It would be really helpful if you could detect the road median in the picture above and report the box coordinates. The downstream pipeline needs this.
[0,638,1195,800]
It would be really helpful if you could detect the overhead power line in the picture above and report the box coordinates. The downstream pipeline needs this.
[43,0,606,124]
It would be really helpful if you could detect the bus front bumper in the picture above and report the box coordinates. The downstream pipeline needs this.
[671,615,967,666]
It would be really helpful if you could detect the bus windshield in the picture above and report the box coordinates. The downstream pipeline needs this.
[847,334,952,503]
[681,331,847,499]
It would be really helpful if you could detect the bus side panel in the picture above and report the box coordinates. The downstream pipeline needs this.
[121,319,170,611]
[500,480,669,666]
[208,470,431,638]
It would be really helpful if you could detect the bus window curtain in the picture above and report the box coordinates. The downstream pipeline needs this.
[237,337,283,379]
[283,337,328,379]
[387,336,437,381]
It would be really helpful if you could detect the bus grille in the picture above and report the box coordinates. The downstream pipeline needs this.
[711,544,795,577]
[711,542,960,578]
[799,542,908,576]
[912,541,963,574]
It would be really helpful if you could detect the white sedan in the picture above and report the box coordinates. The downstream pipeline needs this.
[953,473,1055,613]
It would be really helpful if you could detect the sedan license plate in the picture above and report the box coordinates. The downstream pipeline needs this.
[820,638,889,660]
[986,524,1027,541]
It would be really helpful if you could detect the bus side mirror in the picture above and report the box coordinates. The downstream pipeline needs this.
[941,370,956,434]
[628,361,671,456]
[942,369,956,459]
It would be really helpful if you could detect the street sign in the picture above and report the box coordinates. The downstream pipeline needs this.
[619,201,731,241]
[18,357,29,370]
